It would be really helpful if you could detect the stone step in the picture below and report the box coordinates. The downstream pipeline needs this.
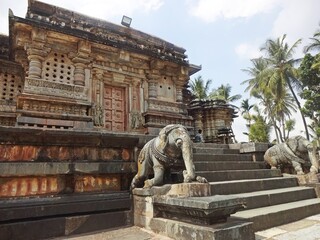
[193,153,254,162]
[196,169,282,182]
[194,161,265,171]
[231,186,316,210]
[150,217,255,240]
[193,143,230,149]
[232,198,320,231]
[193,148,239,154]
[209,177,299,195]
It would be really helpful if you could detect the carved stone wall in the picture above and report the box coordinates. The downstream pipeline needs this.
[1,0,200,134]
[0,0,201,199]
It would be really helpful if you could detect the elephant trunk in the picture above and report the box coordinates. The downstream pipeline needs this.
[177,136,196,181]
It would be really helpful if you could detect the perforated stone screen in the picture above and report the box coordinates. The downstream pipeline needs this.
[0,72,22,101]
[43,52,74,84]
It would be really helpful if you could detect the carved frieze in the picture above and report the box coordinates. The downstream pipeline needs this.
[144,114,193,128]
[21,98,88,116]
[24,77,88,100]
[0,117,16,126]
[148,99,187,114]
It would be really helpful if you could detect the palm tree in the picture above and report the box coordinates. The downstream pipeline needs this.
[242,58,281,142]
[304,28,320,53]
[270,87,297,141]
[240,99,254,125]
[189,76,212,100]
[260,34,310,140]
[209,84,242,102]
[241,57,270,93]
[240,99,254,141]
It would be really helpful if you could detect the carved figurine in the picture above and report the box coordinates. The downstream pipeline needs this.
[131,124,208,189]
[264,136,319,175]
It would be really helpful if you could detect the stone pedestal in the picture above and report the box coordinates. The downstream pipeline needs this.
[240,142,269,162]
[132,183,211,229]
[132,183,253,240]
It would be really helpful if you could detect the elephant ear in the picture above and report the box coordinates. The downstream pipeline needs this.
[158,124,176,150]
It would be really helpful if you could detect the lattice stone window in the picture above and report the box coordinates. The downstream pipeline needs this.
[0,72,22,101]
[43,52,74,84]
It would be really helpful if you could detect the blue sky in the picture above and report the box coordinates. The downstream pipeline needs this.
[1,0,319,141]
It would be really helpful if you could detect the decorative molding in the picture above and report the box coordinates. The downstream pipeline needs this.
[25,77,88,100]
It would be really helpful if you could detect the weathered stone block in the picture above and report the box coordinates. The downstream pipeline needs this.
[74,174,121,192]
[0,176,65,197]
[240,142,269,153]
[153,195,245,225]
[133,183,211,197]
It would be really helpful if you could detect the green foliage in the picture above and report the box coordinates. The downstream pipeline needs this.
[299,53,320,143]
[249,114,270,143]
[189,76,212,100]
[242,34,310,142]
[209,84,242,102]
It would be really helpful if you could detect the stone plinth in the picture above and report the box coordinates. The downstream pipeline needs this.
[132,183,211,229]
[240,142,269,162]
[132,183,253,240]
[132,182,246,227]
[153,195,245,225]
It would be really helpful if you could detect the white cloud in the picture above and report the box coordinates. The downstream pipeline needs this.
[235,43,262,59]
[0,0,164,35]
[189,0,279,23]
[271,0,320,57]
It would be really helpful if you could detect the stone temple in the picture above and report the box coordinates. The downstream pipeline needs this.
[1,1,320,240]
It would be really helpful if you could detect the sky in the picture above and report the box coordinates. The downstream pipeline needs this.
[1,0,319,142]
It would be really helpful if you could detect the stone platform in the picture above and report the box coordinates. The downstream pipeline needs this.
[132,183,254,240]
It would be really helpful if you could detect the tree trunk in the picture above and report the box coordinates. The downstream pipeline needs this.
[285,75,310,140]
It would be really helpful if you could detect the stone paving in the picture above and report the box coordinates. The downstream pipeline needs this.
[255,214,320,240]
[62,214,320,240]
[62,226,173,240]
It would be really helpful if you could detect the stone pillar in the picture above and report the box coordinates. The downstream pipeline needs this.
[175,78,184,103]
[26,28,49,79]
[147,76,158,99]
[209,108,215,141]
[72,40,91,86]
[194,110,203,135]
[73,63,85,86]
[27,54,43,78]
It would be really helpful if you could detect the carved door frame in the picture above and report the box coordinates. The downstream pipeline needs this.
[103,84,128,132]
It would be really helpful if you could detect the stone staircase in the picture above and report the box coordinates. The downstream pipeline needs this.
[192,143,320,232]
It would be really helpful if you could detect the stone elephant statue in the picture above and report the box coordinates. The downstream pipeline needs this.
[264,136,319,175]
[131,124,207,189]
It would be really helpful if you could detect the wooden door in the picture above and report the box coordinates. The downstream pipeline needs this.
[104,85,126,131]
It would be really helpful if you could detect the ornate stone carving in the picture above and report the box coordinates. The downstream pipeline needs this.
[264,136,319,175]
[21,99,88,116]
[188,100,238,143]
[131,124,207,189]
[130,110,144,129]
[24,78,87,100]
[93,104,104,126]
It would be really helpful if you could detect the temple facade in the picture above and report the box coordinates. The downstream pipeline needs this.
[0,0,199,135]
[0,1,240,237]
